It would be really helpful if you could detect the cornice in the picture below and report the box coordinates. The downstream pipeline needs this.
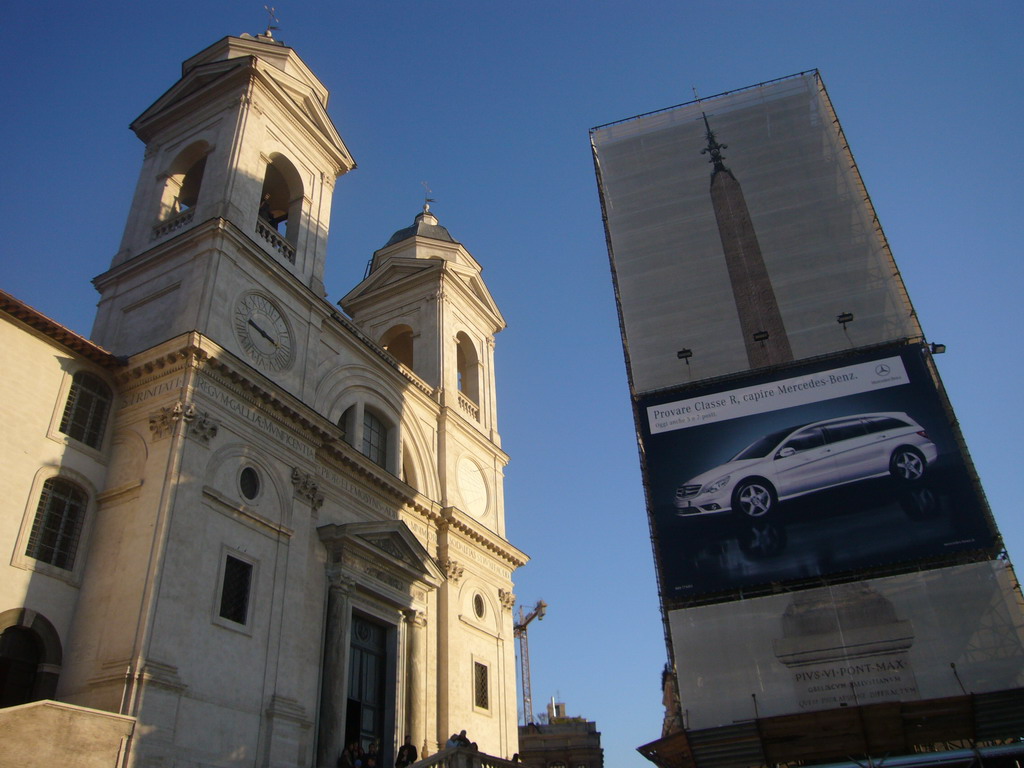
[249,62,352,170]
[439,269,506,332]
[133,54,351,173]
[115,338,205,389]
[317,440,442,524]
[132,57,252,142]
[200,352,337,444]
[94,216,231,289]
[370,233,473,268]
[440,507,528,570]
[344,260,504,335]
[145,334,446,527]
[324,309,435,397]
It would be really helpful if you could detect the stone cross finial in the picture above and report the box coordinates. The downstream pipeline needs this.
[263,5,280,37]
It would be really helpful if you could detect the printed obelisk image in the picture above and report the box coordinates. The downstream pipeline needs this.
[702,114,793,368]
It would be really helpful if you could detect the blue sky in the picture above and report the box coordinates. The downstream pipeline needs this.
[4,2,1023,766]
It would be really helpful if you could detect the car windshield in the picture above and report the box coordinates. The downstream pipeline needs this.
[731,425,804,460]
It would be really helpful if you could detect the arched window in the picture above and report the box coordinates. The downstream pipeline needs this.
[158,142,209,221]
[258,154,303,250]
[0,626,41,708]
[25,478,88,571]
[380,325,414,370]
[456,332,480,405]
[363,410,388,468]
[59,371,112,449]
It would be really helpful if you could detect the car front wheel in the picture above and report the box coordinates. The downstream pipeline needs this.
[890,447,926,482]
[732,480,775,518]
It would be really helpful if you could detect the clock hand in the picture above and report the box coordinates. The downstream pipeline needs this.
[248,318,279,347]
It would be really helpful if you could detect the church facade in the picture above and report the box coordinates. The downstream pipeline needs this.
[0,32,525,768]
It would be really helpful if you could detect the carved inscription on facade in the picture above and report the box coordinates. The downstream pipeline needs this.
[449,538,510,578]
[313,463,396,517]
[122,375,185,408]
[196,376,315,459]
[403,518,429,543]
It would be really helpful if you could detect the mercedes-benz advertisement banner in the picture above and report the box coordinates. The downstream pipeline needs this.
[670,561,1024,730]
[639,344,995,601]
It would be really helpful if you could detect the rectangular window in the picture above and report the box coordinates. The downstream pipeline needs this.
[362,411,387,467]
[219,555,253,625]
[474,661,489,710]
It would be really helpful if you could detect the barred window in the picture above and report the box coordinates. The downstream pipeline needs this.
[219,555,253,625]
[59,371,112,448]
[473,661,489,710]
[26,478,87,570]
[362,410,387,468]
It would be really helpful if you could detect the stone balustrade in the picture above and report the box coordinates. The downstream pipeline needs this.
[152,209,194,240]
[414,746,522,768]
[457,391,480,421]
[256,218,297,264]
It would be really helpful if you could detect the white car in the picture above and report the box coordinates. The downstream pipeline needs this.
[674,412,938,519]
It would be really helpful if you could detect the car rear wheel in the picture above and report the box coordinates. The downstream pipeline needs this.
[732,479,775,518]
[890,447,925,482]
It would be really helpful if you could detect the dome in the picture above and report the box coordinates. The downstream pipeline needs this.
[383,206,458,248]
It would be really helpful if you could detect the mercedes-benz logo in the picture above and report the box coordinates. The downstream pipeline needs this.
[875,363,891,376]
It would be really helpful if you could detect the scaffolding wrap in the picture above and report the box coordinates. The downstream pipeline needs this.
[591,72,921,395]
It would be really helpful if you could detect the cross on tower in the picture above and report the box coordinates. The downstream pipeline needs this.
[263,5,280,37]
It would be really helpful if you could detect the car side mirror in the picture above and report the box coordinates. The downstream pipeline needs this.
[777,446,796,459]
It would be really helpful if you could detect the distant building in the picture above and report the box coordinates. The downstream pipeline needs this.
[518,700,603,768]
[0,30,526,768]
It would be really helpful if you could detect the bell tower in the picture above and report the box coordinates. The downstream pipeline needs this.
[341,209,518,754]
[340,205,508,534]
[91,32,354,380]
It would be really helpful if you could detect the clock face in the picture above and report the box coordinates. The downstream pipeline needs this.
[457,457,488,518]
[233,293,293,372]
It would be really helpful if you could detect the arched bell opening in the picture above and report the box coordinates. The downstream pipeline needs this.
[158,141,210,221]
[258,154,304,246]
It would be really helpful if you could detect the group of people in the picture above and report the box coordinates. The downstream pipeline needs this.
[339,736,418,768]
[340,729,484,768]
[338,740,381,768]
[444,730,475,750]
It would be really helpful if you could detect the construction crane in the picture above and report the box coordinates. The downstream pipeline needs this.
[513,599,547,725]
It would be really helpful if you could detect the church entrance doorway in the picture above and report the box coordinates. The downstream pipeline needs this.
[346,615,389,754]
